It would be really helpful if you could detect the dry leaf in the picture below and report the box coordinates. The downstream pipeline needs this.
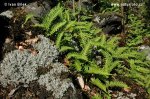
[77,75,84,89]
[123,87,131,92]
[20,42,28,46]
[8,86,20,97]
[25,37,39,44]
[18,46,24,51]
[25,31,32,36]
[8,88,17,97]
[64,58,70,66]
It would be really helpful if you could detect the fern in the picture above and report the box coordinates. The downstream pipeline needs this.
[91,78,107,92]
[64,21,76,30]
[49,21,67,36]
[81,41,92,56]
[22,13,34,28]
[59,46,75,52]
[126,59,150,93]
[33,4,63,31]
[127,14,149,46]
[100,50,113,72]
[56,32,64,48]
[92,94,103,99]
[100,34,107,46]
[108,61,121,73]
[106,81,128,88]
[42,4,63,30]
[72,59,82,71]
[66,52,88,61]
[32,4,150,98]
[84,65,110,76]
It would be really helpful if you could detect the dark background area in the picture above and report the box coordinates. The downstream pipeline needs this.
[0,0,37,13]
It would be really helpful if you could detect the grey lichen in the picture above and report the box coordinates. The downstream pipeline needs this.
[0,50,38,86]
[139,45,150,60]
[38,63,75,98]
[0,35,75,99]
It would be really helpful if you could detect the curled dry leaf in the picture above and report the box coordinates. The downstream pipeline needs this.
[25,37,39,44]
[64,58,70,66]
[123,87,131,92]
[25,31,32,36]
[18,46,24,51]
[8,86,20,97]
[8,88,17,97]
[77,75,85,89]
[20,42,28,46]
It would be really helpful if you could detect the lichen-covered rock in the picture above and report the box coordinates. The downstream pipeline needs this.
[0,35,76,99]
[139,45,150,60]
[38,64,75,98]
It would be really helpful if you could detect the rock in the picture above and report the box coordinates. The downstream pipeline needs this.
[21,1,51,24]
[0,35,77,99]
[139,45,150,60]
[0,10,13,18]
[93,14,123,34]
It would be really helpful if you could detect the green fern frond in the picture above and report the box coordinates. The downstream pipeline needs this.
[90,28,102,34]
[128,59,136,68]
[145,77,150,88]
[74,22,92,30]
[136,66,150,74]
[73,59,82,71]
[113,51,140,59]
[63,34,73,42]
[75,22,89,26]
[49,21,66,36]
[59,46,75,52]
[33,24,45,28]
[100,50,113,72]
[107,36,119,46]
[64,21,76,30]
[81,42,91,56]
[129,71,147,82]
[91,78,107,92]
[56,32,64,48]
[22,13,34,28]
[42,4,63,30]
[135,80,145,86]
[84,66,110,76]
[100,34,107,46]
[108,61,121,73]
[133,60,149,66]
[147,88,150,93]
[113,47,127,55]
[106,81,128,88]
[67,52,88,61]
[92,93,103,99]
[79,30,93,39]
[64,10,70,21]
[93,37,102,42]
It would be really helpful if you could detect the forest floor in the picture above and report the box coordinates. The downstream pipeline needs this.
[0,1,149,99]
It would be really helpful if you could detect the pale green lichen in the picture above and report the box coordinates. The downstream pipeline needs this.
[0,35,75,98]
